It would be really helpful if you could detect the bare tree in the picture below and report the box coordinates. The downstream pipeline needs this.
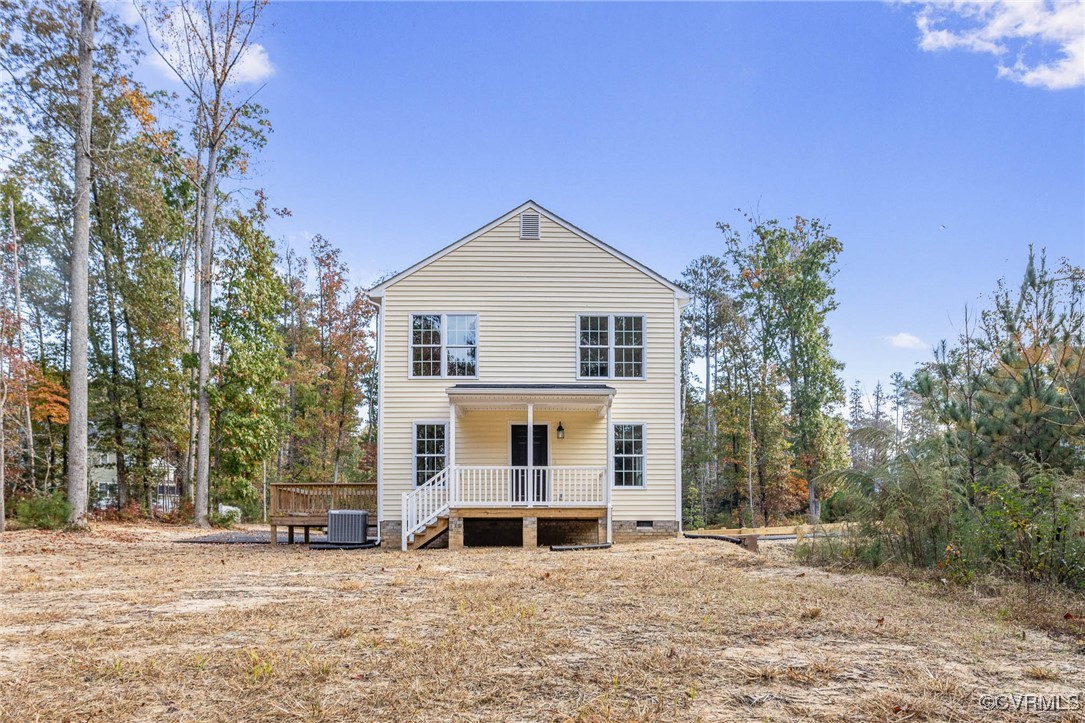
[137,0,268,526]
[67,0,96,526]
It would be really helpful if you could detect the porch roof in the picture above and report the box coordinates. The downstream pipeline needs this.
[446,383,615,415]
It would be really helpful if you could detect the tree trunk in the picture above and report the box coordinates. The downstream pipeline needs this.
[702,299,712,524]
[175,192,199,502]
[67,0,95,525]
[8,199,35,492]
[747,381,755,526]
[0,382,7,531]
[105,206,153,512]
[194,140,219,527]
[1,228,8,532]
[183,236,199,498]
[92,186,128,508]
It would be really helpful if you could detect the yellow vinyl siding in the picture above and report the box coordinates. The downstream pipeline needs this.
[455,410,606,467]
[381,214,678,522]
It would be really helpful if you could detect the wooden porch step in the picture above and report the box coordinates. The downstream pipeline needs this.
[408,516,449,550]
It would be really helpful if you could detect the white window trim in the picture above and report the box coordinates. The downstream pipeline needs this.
[612,420,647,490]
[411,420,448,488]
[408,312,480,379]
[575,314,647,381]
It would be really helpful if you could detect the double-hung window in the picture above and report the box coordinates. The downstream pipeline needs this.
[613,423,645,488]
[413,423,446,487]
[578,315,645,379]
[410,314,478,377]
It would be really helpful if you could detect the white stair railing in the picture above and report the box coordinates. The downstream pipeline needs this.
[401,468,449,550]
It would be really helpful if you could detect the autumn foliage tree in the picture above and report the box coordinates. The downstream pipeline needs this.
[0,1,378,528]
[280,235,377,488]
[680,213,848,528]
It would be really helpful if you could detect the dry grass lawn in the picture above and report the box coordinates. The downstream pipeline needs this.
[1,523,1084,722]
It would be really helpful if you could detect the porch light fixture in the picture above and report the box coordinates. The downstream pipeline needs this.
[556,422,565,439]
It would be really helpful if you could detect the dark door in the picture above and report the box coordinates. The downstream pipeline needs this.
[510,424,548,503]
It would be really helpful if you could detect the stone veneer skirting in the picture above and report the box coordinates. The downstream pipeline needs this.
[611,519,679,543]
[379,520,401,549]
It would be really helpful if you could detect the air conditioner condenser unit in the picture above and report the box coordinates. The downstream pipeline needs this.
[327,510,368,544]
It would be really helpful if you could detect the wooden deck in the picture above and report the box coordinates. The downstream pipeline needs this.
[269,483,377,544]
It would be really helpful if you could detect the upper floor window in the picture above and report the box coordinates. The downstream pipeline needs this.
[411,314,478,377]
[578,315,645,379]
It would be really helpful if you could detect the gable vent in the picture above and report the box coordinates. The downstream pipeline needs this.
[519,212,540,240]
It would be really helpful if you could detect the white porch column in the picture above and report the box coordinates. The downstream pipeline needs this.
[605,401,613,544]
[526,402,534,507]
[448,401,457,505]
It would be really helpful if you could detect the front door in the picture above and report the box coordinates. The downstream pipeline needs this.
[510,424,548,503]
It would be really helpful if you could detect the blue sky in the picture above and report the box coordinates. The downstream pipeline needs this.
[138,1,1085,399]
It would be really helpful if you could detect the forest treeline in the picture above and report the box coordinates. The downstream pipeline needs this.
[1,2,1082,592]
[678,215,848,528]
[0,1,377,528]
[679,226,1085,588]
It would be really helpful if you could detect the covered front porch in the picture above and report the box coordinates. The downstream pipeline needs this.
[401,384,616,550]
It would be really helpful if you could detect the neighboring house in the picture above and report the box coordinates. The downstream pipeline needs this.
[90,451,179,512]
[90,451,119,509]
[369,201,689,550]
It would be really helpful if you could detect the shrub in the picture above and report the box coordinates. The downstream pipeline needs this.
[14,492,73,530]
[160,497,194,524]
[967,467,1085,589]
[208,508,238,529]
[804,440,1085,591]
[234,497,263,522]
[94,501,143,523]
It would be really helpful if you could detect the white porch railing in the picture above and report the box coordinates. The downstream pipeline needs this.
[453,466,607,507]
[401,465,609,549]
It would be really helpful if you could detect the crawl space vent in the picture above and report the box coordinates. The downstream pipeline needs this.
[520,212,540,240]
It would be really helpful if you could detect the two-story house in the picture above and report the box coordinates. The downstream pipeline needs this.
[369,202,689,550]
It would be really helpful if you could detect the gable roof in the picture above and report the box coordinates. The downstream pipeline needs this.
[367,200,690,302]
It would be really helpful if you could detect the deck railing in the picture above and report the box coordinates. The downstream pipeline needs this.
[270,483,377,518]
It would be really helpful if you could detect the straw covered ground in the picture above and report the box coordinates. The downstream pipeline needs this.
[1,523,1083,722]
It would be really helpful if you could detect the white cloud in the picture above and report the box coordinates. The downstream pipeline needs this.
[910,1,1085,91]
[885,332,928,350]
[231,43,275,85]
